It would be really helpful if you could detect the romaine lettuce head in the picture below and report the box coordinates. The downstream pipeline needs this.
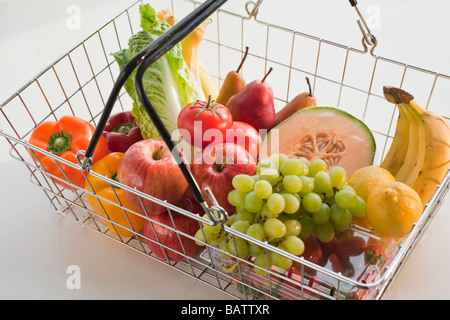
[111,4,204,140]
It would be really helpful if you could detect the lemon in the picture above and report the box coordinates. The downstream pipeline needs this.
[366,181,422,238]
[348,165,396,229]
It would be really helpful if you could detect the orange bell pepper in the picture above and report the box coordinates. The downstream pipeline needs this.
[28,115,109,189]
[85,152,145,238]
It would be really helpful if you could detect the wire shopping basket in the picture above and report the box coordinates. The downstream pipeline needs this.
[1,0,449,300]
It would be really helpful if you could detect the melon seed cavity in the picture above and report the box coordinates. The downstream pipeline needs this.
[291,133,345,168]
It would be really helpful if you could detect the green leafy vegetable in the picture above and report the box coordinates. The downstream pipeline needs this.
[111,4,204,140]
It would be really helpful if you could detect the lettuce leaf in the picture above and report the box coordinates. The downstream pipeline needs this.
[111,4,204,140]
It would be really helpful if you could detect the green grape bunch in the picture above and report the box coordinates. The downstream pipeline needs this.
[194,154,367,276]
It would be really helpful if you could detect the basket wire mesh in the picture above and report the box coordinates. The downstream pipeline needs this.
[1,0,449,300]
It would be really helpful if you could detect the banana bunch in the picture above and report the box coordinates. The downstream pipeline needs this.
[381,86,450,208]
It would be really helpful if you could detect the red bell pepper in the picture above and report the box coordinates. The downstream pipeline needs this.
[102,111,143,153]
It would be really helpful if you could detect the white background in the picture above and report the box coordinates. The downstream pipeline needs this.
[0,0,449,299]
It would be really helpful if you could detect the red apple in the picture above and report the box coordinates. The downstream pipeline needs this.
[225,121,262,162]
[118,139,188,215]
[143,209,202,262]
[191,143,257,213]
[179,194,205,215]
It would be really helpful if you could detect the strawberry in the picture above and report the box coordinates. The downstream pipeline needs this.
[301,235,326,266]
[364,245,387,268]
[296,235,326,275]
[327,253,355,277]
[318,235,338,259]
[334,238,366,262]
[327,253,345,274]
[332,238,366,278]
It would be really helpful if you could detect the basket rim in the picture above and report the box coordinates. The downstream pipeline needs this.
[1,0,450,300]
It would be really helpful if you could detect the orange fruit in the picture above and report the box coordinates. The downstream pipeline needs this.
[349,165,396,229]
[349,165,396,201]
[366,181,422,238]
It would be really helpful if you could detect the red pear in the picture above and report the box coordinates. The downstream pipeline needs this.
[227,67,275,133]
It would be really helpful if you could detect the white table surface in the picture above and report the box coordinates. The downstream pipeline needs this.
[1,0,449,300]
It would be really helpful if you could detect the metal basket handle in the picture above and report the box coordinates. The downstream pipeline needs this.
[348,0,378,55]
[79,0,230,226]
[246,0,378,55]
[79,0,376,226]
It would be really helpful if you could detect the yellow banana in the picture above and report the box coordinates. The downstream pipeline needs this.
[408,101,450,208]
[383,86,450,208]
[380,104,410,176]
[383,89,425,185]
[199,61,218,101]
[400,104,427,186]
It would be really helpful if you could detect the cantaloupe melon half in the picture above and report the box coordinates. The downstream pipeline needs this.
[260,107,376,177]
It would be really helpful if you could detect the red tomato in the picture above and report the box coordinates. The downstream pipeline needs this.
[225,121,262,161]
[177,97,233,148]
